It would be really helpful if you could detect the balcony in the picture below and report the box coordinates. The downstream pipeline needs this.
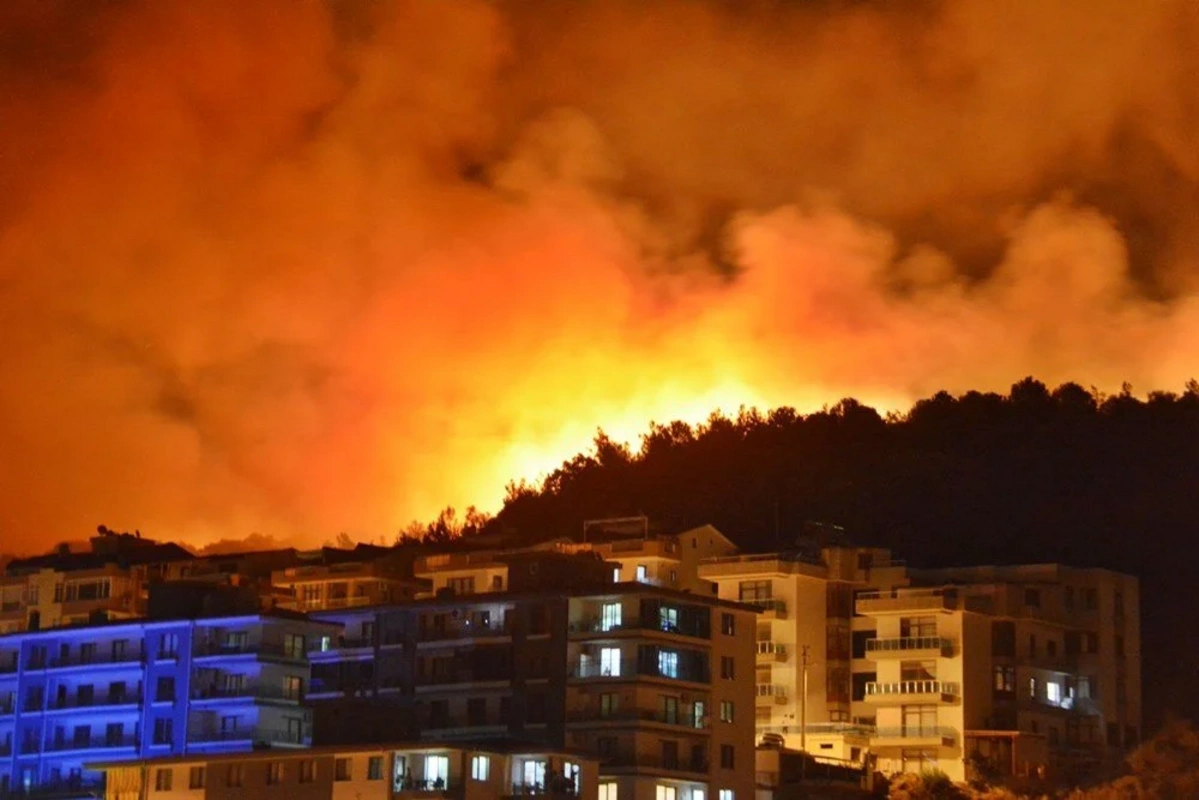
[864,680,960,703]
[756,641,788,662]
[756,683,789,704]
[856,588,960,615]
[865,636,954,659]
[571,659,708,684]
[872,726,958,748]
[46,650,144,670]
[190,683,304,703]
[188,726,309,746]
[192,640,306,661]
[45,734,139,752]
[17,781,105,799]
[746,599,787,619]
[46,691,141,711]
[567,707,709,729]
[602,753,708,775]
[417,620,511,643]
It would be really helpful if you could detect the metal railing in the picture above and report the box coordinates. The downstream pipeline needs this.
[47,650,144,668]
[188,727,308,745]
[190,683,303,702]
[756,641,787,658]
[756,683,788,698]
[418,620,511,641]
[745,599,787,617]
[45,734,139,751]
[47,690,141,710]
[873,726,958,743]
[567,707,708,728]
[866,636,953,655]
[865,680,960,698]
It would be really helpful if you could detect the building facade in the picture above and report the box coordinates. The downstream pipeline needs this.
[93,742,599,800]
[0,613,336,797]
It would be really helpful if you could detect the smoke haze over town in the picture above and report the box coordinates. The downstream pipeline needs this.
[1,0,1197,547]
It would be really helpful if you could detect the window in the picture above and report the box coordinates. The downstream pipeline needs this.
[267,762,284,785]
[1084,588,1098,610]
[1064,586,1075,608]
[1028,677,1038,699]
[719,700,734,723]
[112,640,127,660]
[299,760,315,784]
[669,570,677,585]
[657,786,678,800]
[903,705,937,736]
[1047,682,1063,705]
[600,647,621,677]
[900,661,935,681]
[335,758,351,782]
[720,656,735,680]
[425,755,449,788]
[721,613,735,635]
[522,759,546,788]
[284,633,306,660]
[658,650,679,678]
[447,577,475,595]
[601,603,621,632]
[720,744,735,769]
[152,718,173,745]
[188,767,205,790]
[612,567,622,582]
[467,697,487,725]
[852,630,871,659]
[636,565,648,582]
[993,666,1015,693]
[852,672,876,702]
[737,580,771,602]
[694,790,706,800]
[900,616,937,637]
[599,782,618,800]
[563,761,580,791]
[368,756,384,781]
[659,606,679,632]
[284,675,304,701]
[361,621,376,643]
[1115,591,1125,617]
[661,740,679,769]
[600,692,619,717]
[1024,588,1041,607]
[661,695,679,724]
[693,700,706,728]
[471,755,490,781]
[226,764,244,788]
[154,769,172,792]
[160,633,178,658]
[719,790,734,800]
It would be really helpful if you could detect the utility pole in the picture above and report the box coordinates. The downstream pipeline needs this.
[800,645,811,752]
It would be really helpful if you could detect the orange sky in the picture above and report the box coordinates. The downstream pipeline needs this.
[0,0,1197,550]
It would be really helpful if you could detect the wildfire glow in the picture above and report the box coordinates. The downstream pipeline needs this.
[1,0,1197,549]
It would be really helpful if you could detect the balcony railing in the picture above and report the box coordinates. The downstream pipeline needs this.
[865,680,960,699]
[745,599,787,617]
[873,726,958,744]
[756,683,788,701]
[571,659,708,683]
[567,707,708,729]
[418,620,511,641]
[45,734,139,751]
[192,640,306,660]
[47,690,141,710]
[190,683,303,702]
[602,753,708,774]
[856,588,962,614]
[866,636,953,656]
[756,641,787,660]
[47,650,144,668]
[189,727,308,746]
[14,780,105,798]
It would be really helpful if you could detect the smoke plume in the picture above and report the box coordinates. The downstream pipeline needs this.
[1,0,1196,547]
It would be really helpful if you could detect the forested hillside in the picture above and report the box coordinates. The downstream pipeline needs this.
[485,378,1199,730]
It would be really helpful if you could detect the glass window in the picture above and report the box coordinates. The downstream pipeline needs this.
[425,755,449,788]
[720,656,735,680]
[299,760,315,784]
[335,758,351,781]
[737,580,771,602]
[659,606,678,631]
[471,755,489,781]
[636,565,648,582]
[564,761,580,792]
[266,762,284,786]
[1047,682,1063,704]
[154,769,172,792]
[599,783,618,800]
[368,756,384,781]
[600,647,621,677]
[522,760,546,788]
[720,744,735,769]
[601,603,621,632]
[719,790,734,800]
[720,700,734,723]
[188,767,205,790]
[226,764,244,788]
[657,786,678,800]
[612,567,621,582]
[721,613,735,636]
[658,650,679,678]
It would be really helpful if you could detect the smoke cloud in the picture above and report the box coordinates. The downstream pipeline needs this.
[1,0,1196,547]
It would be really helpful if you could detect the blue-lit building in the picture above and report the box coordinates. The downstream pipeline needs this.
[0,612,338,797]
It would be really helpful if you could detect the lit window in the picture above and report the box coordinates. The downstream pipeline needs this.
[522,760,547,788]
[563,761,580,790]
[656,785,678,800]
[471,755,490,781]
[1047,682,1062,704]
[720,700,734,723]
[600,647,621,677]
[425,755,449,788]
[1028,677,1037,699]
[636,565,648,582]
[599,782,618,800]
[613,567,622,582]
[720,791,734,800]
[601,603,621,632]
[694,791,705,800]
[659,607,678,632]
[658,650,679,678]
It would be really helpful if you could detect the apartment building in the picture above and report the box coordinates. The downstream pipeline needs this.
[0,613,337,797]
[697,546,906,753]
[272,560,425,612]
[0,533,195,633]
[582,524,739,594]
[306,560,757,800]
[858,564,1141,784]
[92,742,599,800]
